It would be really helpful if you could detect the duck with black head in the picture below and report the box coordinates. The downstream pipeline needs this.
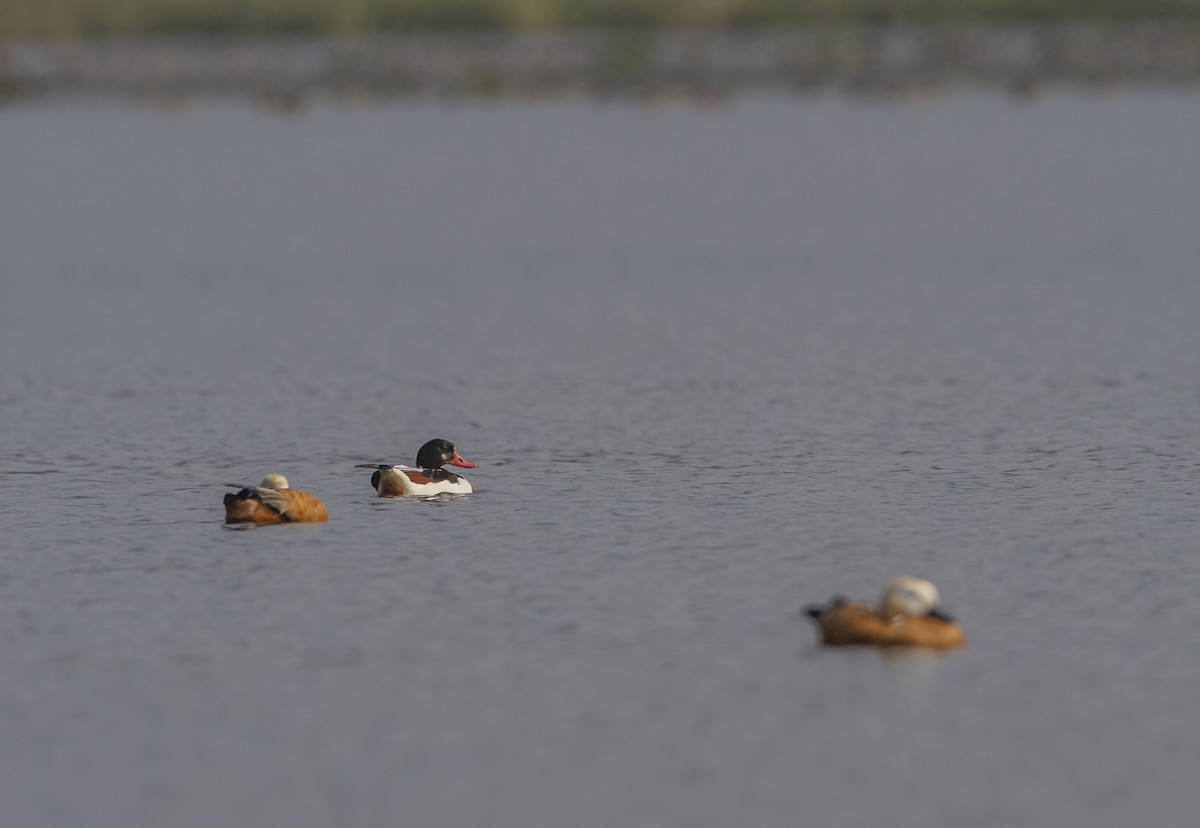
[356,438,478,497]
[804,577,965,650]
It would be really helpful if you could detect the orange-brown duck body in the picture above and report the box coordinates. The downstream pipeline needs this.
[223,473,328,525]
[805,577,965,650]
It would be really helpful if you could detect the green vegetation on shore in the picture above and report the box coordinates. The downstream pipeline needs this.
[3,0,1199,38]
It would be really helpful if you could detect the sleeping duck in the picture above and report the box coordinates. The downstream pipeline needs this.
[223,472,329,525]
[805,577,965,650]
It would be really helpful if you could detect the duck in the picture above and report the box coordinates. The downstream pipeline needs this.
[356,438,478,497]
[804,576,965,650]
[223,472,329,525]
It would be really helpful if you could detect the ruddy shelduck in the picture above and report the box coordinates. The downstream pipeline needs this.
[805,576,965,650]
[223,473,329,525]
[356,438,478,497]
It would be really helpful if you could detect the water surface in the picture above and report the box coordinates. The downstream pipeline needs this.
[2,91,1200,827]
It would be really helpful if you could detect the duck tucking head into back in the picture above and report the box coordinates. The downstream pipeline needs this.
[805,577,964,650]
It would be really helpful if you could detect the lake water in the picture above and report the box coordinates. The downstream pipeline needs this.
[3,89,1200,828]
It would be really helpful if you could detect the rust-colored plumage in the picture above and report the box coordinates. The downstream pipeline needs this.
[370,467,432,496]
[805,577,965,650]
[223,473,328,525]
[806,601,965,649]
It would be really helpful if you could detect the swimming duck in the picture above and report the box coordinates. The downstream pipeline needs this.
[356,438,478,497]
[223,473,329,525]
[804,577,965,650]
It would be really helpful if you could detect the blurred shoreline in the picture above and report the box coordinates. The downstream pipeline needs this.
[3,25,1199,104]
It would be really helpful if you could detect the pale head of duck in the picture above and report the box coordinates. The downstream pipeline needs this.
[259,472,289,490]
[878,577,943,622]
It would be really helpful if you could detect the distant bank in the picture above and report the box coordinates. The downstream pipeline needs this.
[5,0,1200,39]
[3,25,1199,102]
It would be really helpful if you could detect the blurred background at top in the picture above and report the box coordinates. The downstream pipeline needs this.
[3,0,1200,36]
